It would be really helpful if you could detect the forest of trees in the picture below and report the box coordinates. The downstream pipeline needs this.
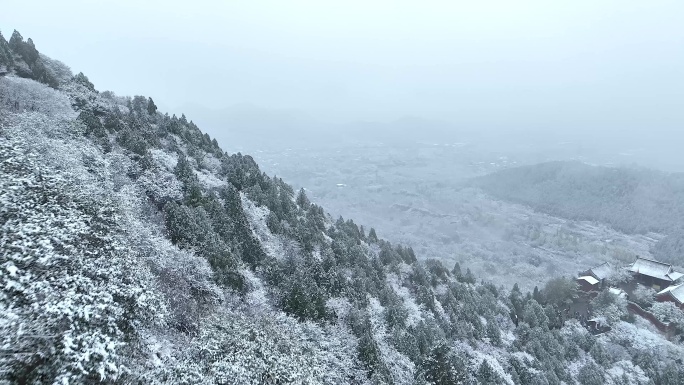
[1,29,683,384]
[0,30,64,87]
[474,161,684,265]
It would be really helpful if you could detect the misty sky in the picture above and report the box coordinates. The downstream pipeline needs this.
[2,1,683,134]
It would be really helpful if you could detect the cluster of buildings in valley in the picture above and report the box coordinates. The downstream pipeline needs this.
[577,257,684,310]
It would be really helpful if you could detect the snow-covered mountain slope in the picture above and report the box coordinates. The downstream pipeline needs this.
[1,29,683,385]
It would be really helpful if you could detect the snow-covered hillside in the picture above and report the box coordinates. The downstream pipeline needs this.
[1,29,683,385]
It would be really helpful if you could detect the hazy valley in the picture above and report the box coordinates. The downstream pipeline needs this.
[243,141,672,292]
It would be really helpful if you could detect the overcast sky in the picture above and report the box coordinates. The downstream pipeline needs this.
[2,1,683,133]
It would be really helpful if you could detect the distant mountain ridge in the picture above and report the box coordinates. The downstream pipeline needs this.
[474,161,684,234]
[474,161,684,264]
[176,102,471,151]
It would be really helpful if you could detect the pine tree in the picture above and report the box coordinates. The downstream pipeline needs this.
[509,283,526,319]
[24,38,39,64]
[78,110,105,138]
[523,300,549,329]
[464,268,476,284]
[368,227,378,242]
[417,342,469,385]
[452,262,462,279]
[73,72,95,91]
[659,362,684,385]
[577,361,604,385]
[589,342,611,367]
[147,97,158,115]
[8,30,23,53]
[174,153,195,183]
[406,246,417,264]
[477,360,501,384]
[486,319,502,345]
[533,286,543,303]
[0,30,14,67]
[296,187,310,209]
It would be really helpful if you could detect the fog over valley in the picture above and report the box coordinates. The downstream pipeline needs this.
[3,1,683,170]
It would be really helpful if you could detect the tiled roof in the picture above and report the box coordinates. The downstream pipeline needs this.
[657,284,684,304]
[629,257,677,282]
[589,262,611,280]
[667,271,684,282]
[578,276,599,285]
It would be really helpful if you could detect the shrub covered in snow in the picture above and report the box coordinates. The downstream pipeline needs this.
[0,128,159,383]
[632,285,656,308]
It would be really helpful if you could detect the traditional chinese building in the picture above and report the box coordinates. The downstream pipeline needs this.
[656,284,684,310]
[580,262,612,289]
[577,275,599,292]
[628,257,684,291]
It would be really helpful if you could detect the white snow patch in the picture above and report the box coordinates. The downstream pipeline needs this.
[608,320,684,354]
[202,153,222,174]
[0,76,76,119]
[5,264,18,277]
[460,341,514,385]
[242,269,271,312]
[148,148,178,171]
[387,273,424,327]
[606,360,648,385]
[327,297,352,320]
[240,193,289,260]
[195,169,226,189]
[366,297,415,384]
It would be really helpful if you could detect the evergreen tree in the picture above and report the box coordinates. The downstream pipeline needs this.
[577,361,604,385]
[659,362,684,385]
[8,30,23,53]
[589,342,611,367]
[296,187,310,209]
[368,227,378,242]
[174,153,195,183]
[486,319,502,345]
[73,72,95,91]
[5,30,57,86]
[523,300,549,329]
[542,277,577,307]
[452,262,463,280]
[404,246,417,264]
[544,304,561,329]
[0,30,14,67]
[352,314,390,380]
[78,110,105,138]
[380,287,408,329]
[147,97,158,115]
[103,109,124,132]
[477,360,501,384]
[463,268,476,284]
[280,267,329,321]
[417,342,469,385]
[533,286,543,303]
[509,283,525,318]
[24,38,39,64]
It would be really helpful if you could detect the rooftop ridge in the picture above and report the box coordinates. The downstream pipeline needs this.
[633,256,672,266]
